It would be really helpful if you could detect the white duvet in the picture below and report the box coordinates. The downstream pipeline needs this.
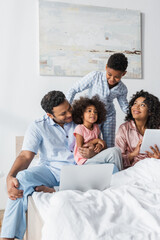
[32,158,160,240]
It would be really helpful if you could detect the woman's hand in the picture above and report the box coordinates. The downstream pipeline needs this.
[129,140,142,161]
[145,145,160,159]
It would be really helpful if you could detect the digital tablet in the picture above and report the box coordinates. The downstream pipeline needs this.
[140,129,160,153]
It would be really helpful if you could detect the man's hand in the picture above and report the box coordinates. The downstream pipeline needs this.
[6,150,35,200]
[7,176,23,200]
[78,143,97,159]
[35,185,55,193]
[146,145,160,159]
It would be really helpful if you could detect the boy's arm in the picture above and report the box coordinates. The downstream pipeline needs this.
[117,84,128,113]
[66,71,96,104]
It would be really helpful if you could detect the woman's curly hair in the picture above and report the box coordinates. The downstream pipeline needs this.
[125,90,160,129]
[72,95,107,124]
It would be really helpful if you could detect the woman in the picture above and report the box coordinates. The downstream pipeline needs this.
[115,90,160,169]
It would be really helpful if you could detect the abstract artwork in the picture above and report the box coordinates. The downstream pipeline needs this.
[39,1,141,78]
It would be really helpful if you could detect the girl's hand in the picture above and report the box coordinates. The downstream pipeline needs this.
[94,140,106,153]
[94,143,103,153]
[145,145,160,159]
[97,139,105,148]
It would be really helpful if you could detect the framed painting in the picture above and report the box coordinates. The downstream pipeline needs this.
[39,1,141,78]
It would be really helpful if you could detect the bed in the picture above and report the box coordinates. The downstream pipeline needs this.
[16,137,160,240]
[24,158,160,240]
[25,196,43,240]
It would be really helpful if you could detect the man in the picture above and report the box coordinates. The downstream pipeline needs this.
[1,91,122,240]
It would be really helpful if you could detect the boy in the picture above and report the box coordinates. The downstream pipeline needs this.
[67,53,128,148]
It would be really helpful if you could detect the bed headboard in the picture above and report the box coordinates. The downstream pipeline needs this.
[16,136,24,157]
[16,136,39,166]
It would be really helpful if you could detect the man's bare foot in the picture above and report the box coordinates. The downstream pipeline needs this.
[35,185,55,193]
[1,238,14,240]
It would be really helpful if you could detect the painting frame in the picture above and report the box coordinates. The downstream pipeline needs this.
[39,1,142,78]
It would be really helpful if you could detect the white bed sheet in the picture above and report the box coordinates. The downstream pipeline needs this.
[32,158,160,240]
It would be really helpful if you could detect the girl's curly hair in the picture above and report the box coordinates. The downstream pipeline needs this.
[72,95,107,124]
[125,90,160,129]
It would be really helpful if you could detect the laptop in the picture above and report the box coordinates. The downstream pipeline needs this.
[140,129,160,153]
[58,163,114,192]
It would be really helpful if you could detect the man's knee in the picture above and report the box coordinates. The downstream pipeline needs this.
[112,147,122,169]
[16,169,30,185]
[103,147,121,156]
[111,147,122,162]
[112,147,121,156]
[105,147,122,166]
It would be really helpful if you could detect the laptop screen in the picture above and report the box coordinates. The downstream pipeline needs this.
[59,164,114,191]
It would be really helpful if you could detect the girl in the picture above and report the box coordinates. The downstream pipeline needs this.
[72,95,122,168]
